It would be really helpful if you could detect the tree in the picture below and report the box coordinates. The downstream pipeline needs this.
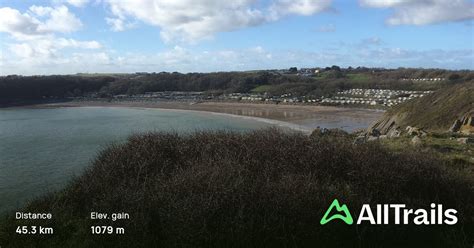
[326,70,343,79]
[448,74,461,81]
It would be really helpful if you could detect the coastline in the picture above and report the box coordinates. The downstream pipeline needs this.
[5,100,384,133]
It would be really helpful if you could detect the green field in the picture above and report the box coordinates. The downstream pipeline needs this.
[380,133,474,165]
[346,73,370,82]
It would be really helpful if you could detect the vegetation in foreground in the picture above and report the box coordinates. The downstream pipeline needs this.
[379,132,474,166]
[0,129,473,247]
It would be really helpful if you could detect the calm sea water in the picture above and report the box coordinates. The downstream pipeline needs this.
[0,107,271,212]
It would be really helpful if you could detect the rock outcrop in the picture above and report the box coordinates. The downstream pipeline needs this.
[449,120,462,133]
[449,112,473,134]
[367,112,407,136]
[458,112,473,134]
[367,82,473,136]
[406,126,427,137]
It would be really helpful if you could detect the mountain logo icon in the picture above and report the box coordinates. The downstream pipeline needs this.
[320,199,353,225]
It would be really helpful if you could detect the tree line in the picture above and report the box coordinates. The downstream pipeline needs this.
[1,68,472,104]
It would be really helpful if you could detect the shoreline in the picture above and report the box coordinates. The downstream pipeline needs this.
[4,100,384,133]
[67,105,316,134]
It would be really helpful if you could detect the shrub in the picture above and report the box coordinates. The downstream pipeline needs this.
[1,128,472,247]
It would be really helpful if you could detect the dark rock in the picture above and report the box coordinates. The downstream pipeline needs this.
[367,114,406,136]
[370,128,381,137]
[449,112,473,135]
[449,119,462,132]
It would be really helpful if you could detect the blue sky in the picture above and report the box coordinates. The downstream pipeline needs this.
[0,0,473,75]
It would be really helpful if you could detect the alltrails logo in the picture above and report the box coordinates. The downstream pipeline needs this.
[320,199,353,225]
[320,199,458,225]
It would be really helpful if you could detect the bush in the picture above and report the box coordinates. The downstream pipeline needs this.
[1,129,472,247]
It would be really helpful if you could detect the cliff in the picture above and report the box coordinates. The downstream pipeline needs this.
[368,82,474,135]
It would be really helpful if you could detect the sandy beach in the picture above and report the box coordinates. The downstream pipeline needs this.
[32,100,384,133]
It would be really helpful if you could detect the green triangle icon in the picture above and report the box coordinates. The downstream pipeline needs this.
[320,199,353,225]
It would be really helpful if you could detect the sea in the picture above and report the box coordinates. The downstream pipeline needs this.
[0,106,378,213]
[0,107,274,212]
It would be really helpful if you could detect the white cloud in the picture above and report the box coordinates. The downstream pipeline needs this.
[269,0,332,18]
[2,44,473,75]
[1,45,275,75]
[105,17,135,32]
[359,0,406,8]
[31,5,83,33]
[51,0,90,8]
[352,45,474,69]
[0,5,82,40]
[71,52,111,64]
[8,37,101,60]
[1,5,101,71]
[57,38,102,49]
[104,0,266,42]
[360,0,474,25]
[2,1,472,75]
[9,43,37,58]
[0,7,45,39]
[66,0,90,8]
[103,0,333,42]
[29,6,53,16]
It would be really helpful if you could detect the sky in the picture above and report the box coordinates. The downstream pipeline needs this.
[0,0,473,75]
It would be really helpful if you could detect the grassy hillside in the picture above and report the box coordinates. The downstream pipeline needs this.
[370,82,474,133]
[2,69,472,105]
[1,129,473,247]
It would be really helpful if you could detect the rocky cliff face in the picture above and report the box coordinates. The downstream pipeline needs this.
[450,112,474,134]
[367,82,473,136]
[369,110,474,137]
[367,112,406,137]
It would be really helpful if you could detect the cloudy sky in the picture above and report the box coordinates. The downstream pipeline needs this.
[0,0,473,75]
